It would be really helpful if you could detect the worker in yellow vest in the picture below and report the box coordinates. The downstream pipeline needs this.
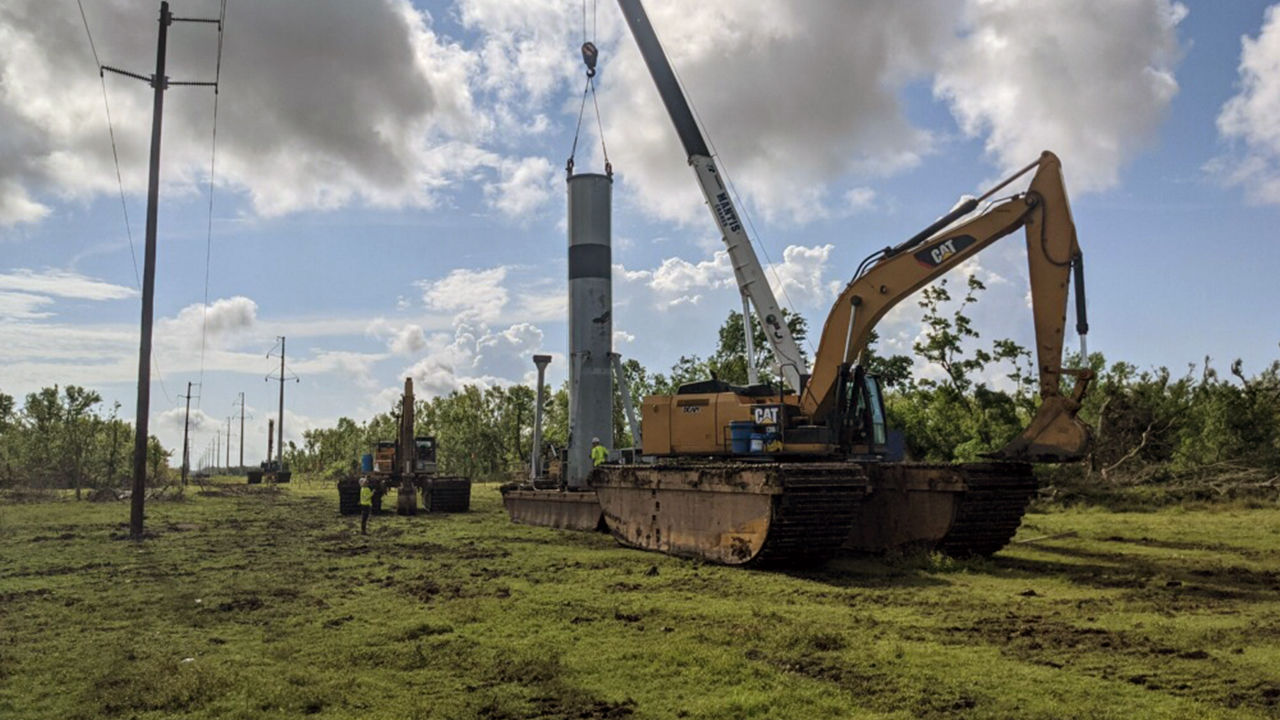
[359,478,373,535]
[590,437,608,467]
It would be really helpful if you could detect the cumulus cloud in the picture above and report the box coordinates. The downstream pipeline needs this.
[0,0,568,225]
[404,316,545,396]
[484,155,557,217]
[157,296,257,351]
[420,266,510,323]
[390,324,427,355]
[617,243,838,313]
[935,0,1186,192]
[1215,3,1280,203]
[2,0,1187,228]
[597,1,952,224]
[766,244,840,308]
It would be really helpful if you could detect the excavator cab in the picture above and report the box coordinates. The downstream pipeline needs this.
[835,364,888,456]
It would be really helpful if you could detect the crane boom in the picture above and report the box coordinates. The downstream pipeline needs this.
[616,0,806,392]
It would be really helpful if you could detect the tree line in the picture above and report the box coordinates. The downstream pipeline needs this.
[8,276,1278,498]
[0,386,171,496]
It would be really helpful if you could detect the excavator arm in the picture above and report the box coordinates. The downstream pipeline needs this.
[804,151,1093,462]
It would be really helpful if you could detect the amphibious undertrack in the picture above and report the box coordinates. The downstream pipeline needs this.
[591,462,869,567]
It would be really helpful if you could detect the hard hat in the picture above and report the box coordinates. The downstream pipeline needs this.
[591,437,600,443]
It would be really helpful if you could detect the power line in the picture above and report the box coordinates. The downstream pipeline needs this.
[80,0,178,406]
[78,0,140,288]
[197,0,229,406]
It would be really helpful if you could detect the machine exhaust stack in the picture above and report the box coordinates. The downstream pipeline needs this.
[566,172,614,489]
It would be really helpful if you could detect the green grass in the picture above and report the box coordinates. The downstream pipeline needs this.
[1,479,1279,719]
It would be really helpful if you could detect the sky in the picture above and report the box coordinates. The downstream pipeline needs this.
[2,0,1279,466]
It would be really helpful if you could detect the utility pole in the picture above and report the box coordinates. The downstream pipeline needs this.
[106,1,220,539]
[233,392,246,469]
[266,337,297,469]
[178,382,196,486]
[214,429,220,473]
[276,337,285,468]
[225,415,232,469]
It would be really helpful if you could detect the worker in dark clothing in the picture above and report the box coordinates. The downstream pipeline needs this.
[591,437,608,467]
[359,478,373,535]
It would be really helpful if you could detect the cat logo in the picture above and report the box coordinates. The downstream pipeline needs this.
[931,239,957,264]
[914,234,978,268]
[752,405,780,426]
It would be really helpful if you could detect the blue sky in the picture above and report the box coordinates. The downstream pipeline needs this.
[2,0,1278,464]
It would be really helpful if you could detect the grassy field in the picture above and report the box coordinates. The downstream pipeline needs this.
[1,479,1278,720]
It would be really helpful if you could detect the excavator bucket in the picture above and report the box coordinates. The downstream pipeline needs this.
[990,394,1093,463]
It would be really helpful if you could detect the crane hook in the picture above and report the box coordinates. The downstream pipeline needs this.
[581,42,598,78]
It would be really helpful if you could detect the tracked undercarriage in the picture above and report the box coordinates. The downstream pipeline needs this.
[586,460,1037,566]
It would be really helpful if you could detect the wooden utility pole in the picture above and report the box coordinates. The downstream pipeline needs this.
[276,337,285,467]
[125,0,171,539]
[234,392,246,469]
[179,382,195,486]
[225,415,231,469]
[266,337,297,469]
[106,1,220,539]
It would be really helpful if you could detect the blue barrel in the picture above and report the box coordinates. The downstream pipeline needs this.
[360,453,374,473]
[728,421,755,454]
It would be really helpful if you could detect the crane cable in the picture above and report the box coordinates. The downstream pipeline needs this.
[566,0,610,177]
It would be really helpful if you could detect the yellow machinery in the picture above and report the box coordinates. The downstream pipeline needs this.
[337,379,471,515]
[586,0,1095,566]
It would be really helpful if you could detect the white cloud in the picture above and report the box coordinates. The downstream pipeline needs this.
[292,350,385,390]
[767,244,839,308]
[404,316,546,397]
[485,155,556,217]
[844,187,878,214]
[389,324,427,355]
[0,291,54,320]
[0,268,136,300]
[646,253,734,295]
[0,0,568,225]
[1215,3,1280,203]
[156,296,258,352]
[420,266,510,323]
[597,1,951,225]
[2,0,1184,228]
[935,0,1186,192]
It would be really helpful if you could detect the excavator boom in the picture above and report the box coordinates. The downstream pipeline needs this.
[804,151,1092,461]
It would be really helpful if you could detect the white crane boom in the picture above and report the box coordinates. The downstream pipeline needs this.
[616,0,807,392]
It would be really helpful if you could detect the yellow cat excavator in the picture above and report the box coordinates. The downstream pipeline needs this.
[590,0,1095,566]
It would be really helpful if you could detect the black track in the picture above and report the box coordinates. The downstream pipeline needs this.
[749,464,869,567]
[424,477,471,513]
[933,461,1037,557]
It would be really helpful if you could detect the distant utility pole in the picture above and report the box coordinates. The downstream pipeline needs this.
[178,382,198,486]
[214,429,221,472]
[107,1,221,539]
[225,415,232,469]
[266,337,298,468]
[233,392,246,469]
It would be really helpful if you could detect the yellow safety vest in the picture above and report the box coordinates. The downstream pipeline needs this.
[359,486,373,506]
[591,445,608,466]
